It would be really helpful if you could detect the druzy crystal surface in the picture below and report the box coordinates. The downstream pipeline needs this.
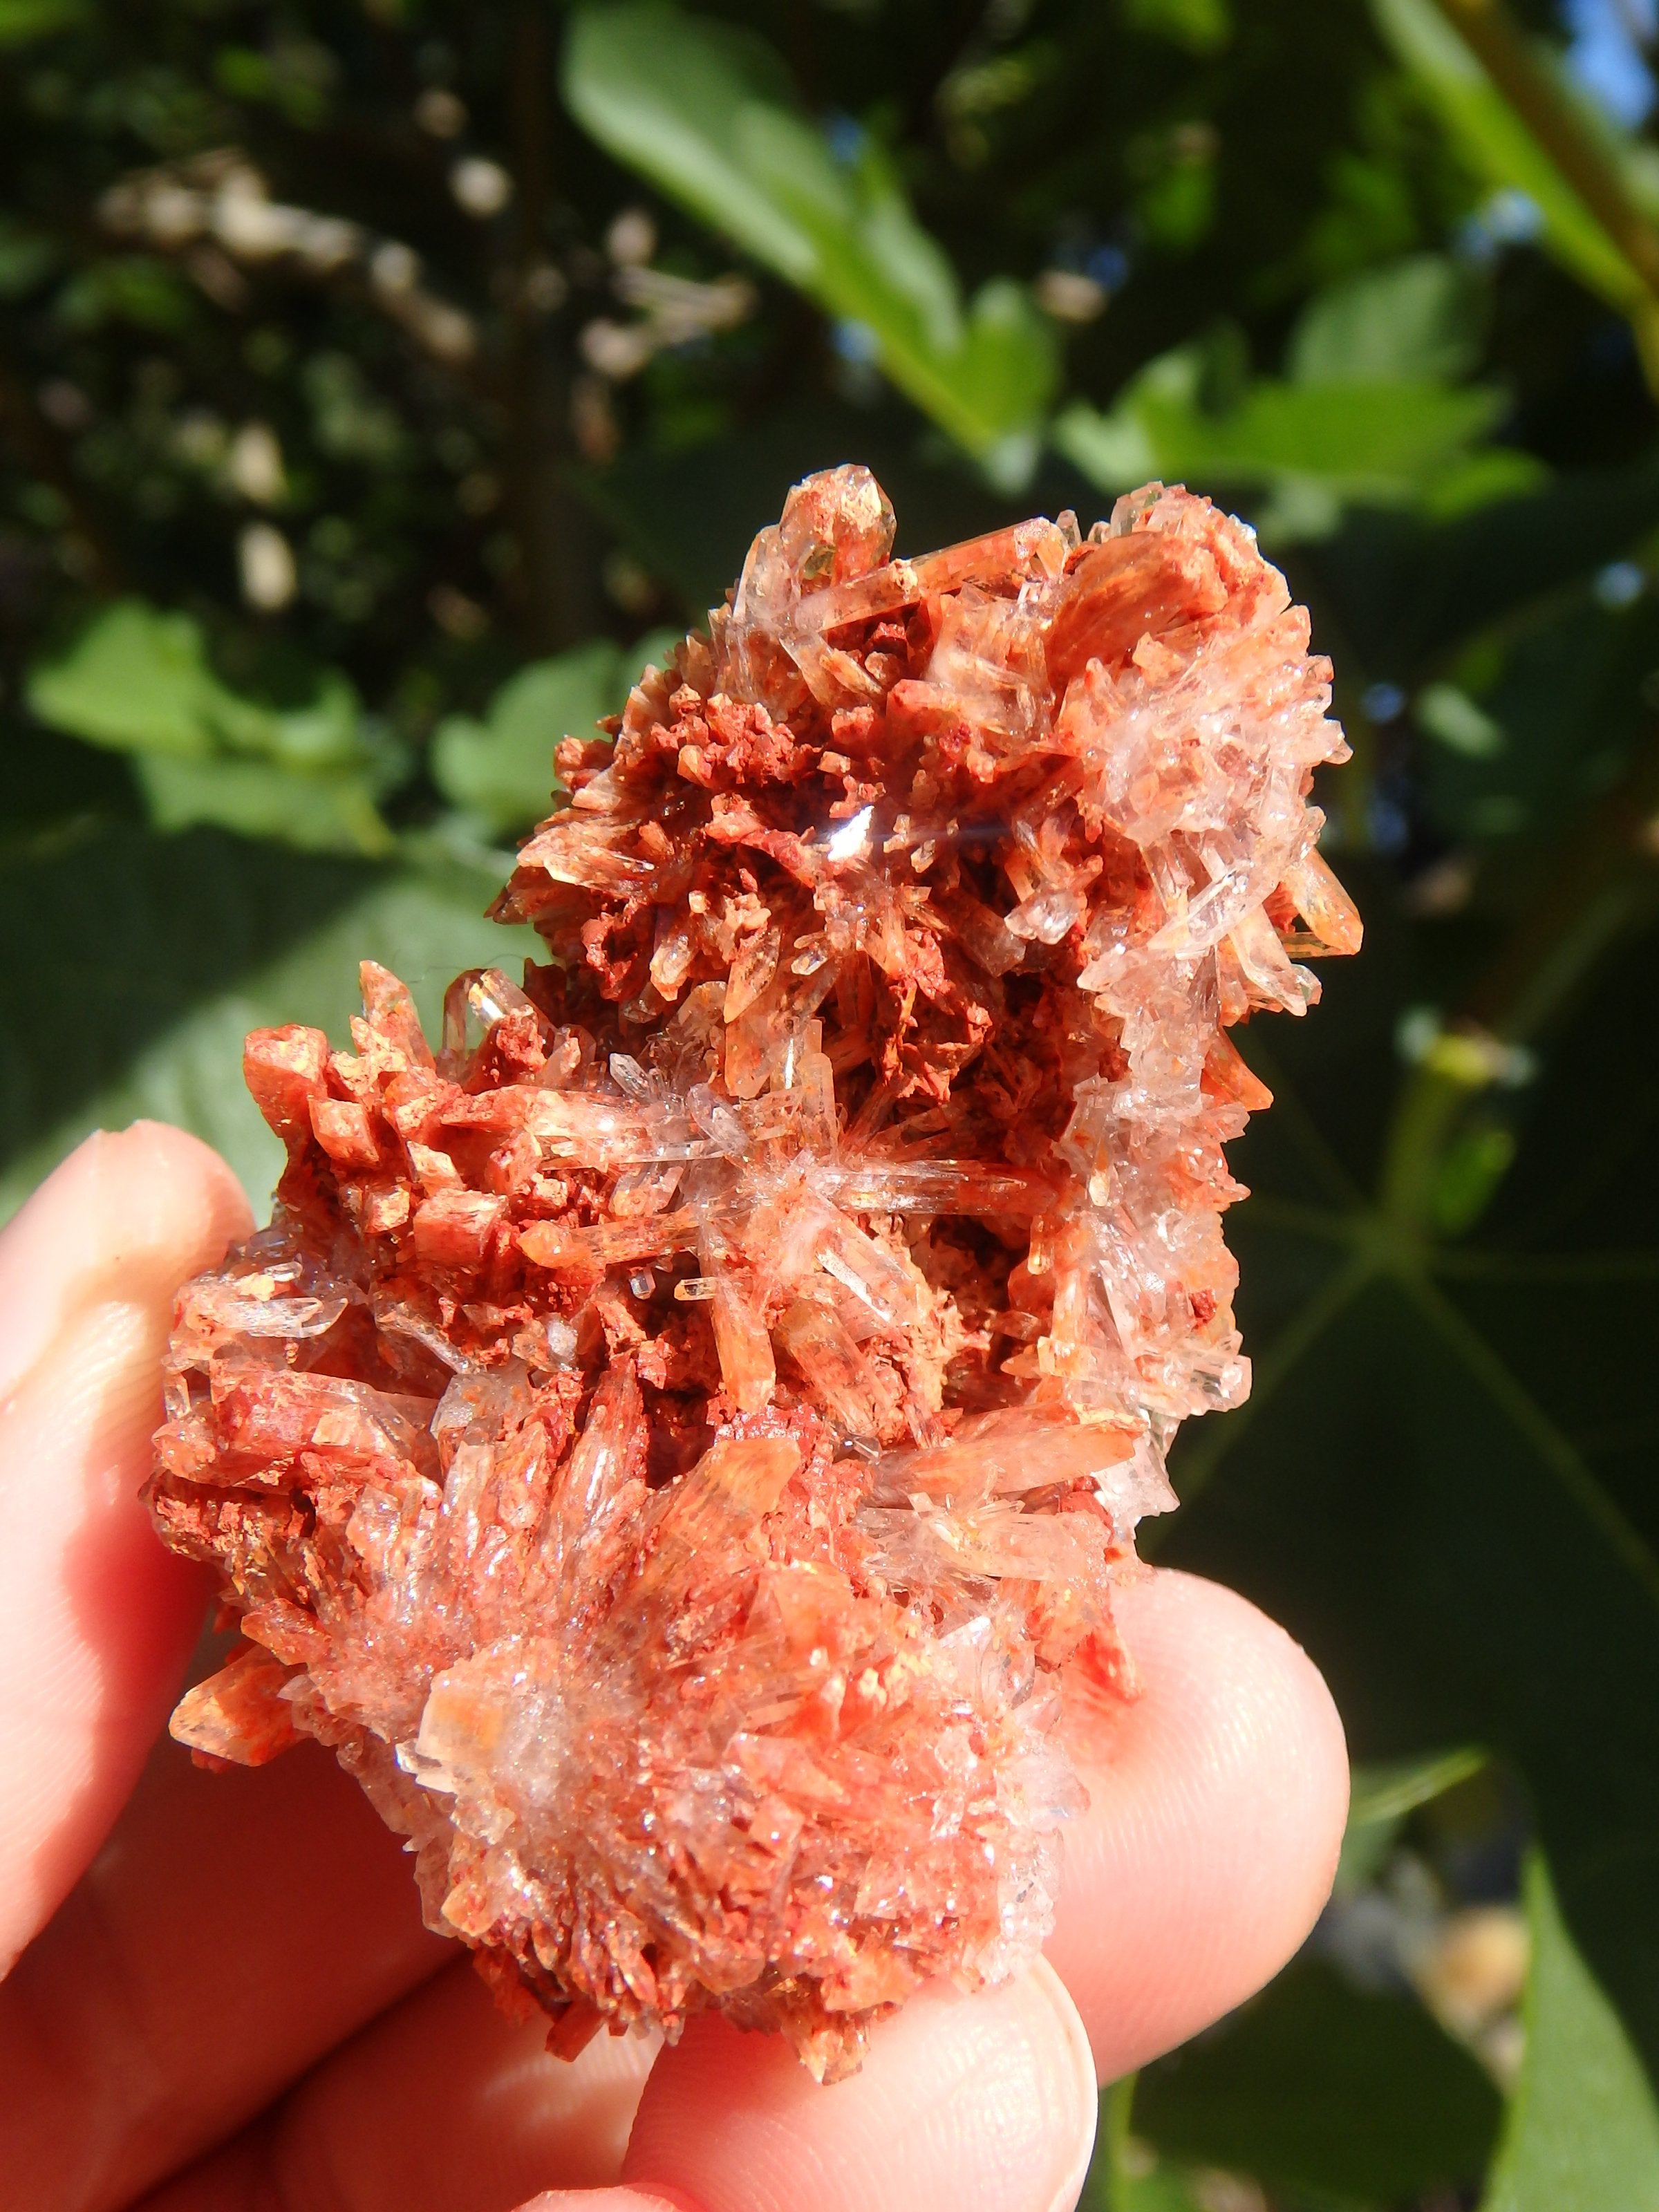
[149,468,1358,2079]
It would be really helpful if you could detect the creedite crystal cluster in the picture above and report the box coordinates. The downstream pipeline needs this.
[149,466,1358,2081]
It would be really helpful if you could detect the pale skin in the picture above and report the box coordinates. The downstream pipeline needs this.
[0,1124,1351,2212]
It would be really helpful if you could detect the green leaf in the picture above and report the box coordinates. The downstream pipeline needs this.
[565,8,809,281]
[1416,679,1505,757]
[55,255,194,335]
[1287,253,1483,386]
[1128,1957,1502,2200]
[1482,1854,1659,2211]
[1154,888,1659,2101]
[30,602,234,760]
[1121,0,1232,58]
[1054,339,1515,537]
[562,2,1058,465]
[1212,380,1504,487]
[1412,577,1659,844]
[1370,0,1656,324]
[0,221,55,299]
[1339,1745,1488,1890]
[1425,444,1553,520]
[1297,450,1659,678]
[26,602,398,855]
[430,630,680,838]
[133,755,396,858]
[0,0,85,43]
[0,824,540,1220]
[1080,2079,1211,2211]
[1348,1745,1488,1827]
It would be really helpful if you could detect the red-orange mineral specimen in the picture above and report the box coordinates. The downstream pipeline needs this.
[149,468,1358,2080]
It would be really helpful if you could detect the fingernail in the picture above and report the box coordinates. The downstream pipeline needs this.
[1028,1959,1100,2212]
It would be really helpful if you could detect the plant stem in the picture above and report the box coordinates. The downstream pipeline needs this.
[1430,0,1659,394]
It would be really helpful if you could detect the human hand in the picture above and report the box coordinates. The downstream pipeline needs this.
[0,1125,1349,2212]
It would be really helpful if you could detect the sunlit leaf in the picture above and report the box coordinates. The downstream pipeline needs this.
[30,601,240,760]
[1054,335,1514,536]
[1481,1854,1659,2211]
[1287,252,1484,385]
[562,1,1058,470]
[1371,0,1657,324]
[566,8,809,278]
[133,754,395,857]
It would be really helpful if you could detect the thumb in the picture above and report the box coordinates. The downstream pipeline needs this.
[619,1963,1095,2212]
[513,1965,1096,2212]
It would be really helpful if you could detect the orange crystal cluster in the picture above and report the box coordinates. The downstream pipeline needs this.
[149,467,1358,2079]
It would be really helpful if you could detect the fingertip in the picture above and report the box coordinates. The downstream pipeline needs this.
[113,1116,253,1232]
[0,1120,251,1403]
[74,1118,254,1297]
[0,1122,250,1965]
[624,1963,1096,2212]
[1049,1566,1349,2081]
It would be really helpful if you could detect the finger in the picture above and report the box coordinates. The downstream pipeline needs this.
[141,2174,696,2212]
[0,1122,250,1969]
[276,1962,655,2212]
[100,1570,1338,2211]
[1047,1566,1349,2081]
[266,1962,657,2211]
[125,1848,1090,2212]
[125,2128,272,2212]
[100,1568,1335,2211]
[620,1961,1097,2212]
[131,1967,659,2212]
[0,1734,448,2212]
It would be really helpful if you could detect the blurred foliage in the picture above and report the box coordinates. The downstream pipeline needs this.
[563,2,1060,477]
[26,597,401,848]
[1128,1956,1502,2199]
[1481,1855,1659,2210]
[5,1,1659,2205]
